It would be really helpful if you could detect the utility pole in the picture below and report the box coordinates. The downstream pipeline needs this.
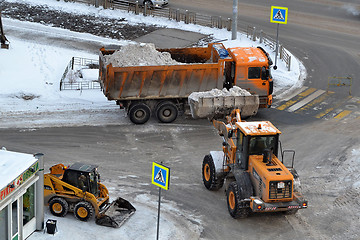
[231,0,238,40]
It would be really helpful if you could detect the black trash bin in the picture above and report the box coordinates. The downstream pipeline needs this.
[45,219,57,235]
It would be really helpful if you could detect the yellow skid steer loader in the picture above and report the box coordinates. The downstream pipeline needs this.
[44,162,135,228]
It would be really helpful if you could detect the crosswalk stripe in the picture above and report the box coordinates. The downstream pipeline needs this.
[287,90,326,112]
[295,92,331,113]
[276,87,315,110]
[315,96,353,119]
[282,86,308,101]
[334,110,352,120]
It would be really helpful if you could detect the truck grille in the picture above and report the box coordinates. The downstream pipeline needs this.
[269,181,292,199]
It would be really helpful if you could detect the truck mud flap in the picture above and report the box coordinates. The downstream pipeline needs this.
[96,197,136,228]
[189,95,259,119]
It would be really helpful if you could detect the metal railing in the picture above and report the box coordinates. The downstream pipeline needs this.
[60,57,100,91]
[247,26,292,71]
[64,0,231,29]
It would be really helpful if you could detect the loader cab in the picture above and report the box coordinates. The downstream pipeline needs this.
[62,162,99,196]
[234,121,281,170]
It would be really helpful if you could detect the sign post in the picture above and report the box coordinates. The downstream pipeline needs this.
[270,6,288,70]
[151,162,170,240]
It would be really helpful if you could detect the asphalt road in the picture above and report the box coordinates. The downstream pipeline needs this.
[171,0,360,97]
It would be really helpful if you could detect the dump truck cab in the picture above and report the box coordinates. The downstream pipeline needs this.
[227,46,273,108]
[202,110,307,218]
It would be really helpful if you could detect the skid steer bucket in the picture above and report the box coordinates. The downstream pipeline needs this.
[188,87,259,120]
[96,197,136,228]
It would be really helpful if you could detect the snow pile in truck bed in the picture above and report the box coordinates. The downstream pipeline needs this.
[104,43,181,67]
[188,86,252,101]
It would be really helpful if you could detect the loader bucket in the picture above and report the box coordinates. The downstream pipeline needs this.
[188,89,259,120]
[96,197,136,228]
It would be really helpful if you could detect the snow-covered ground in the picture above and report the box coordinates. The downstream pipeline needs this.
[0,0,309,239]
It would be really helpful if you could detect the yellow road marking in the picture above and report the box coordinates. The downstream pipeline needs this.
[315,96,353,119]
[296,93,330,113]
[334,110,352,120]
[277,88,316,111]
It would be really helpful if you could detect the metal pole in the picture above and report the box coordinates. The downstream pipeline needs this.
[156,187,161,240]
[274,23,279,70]
[231,0,238,40]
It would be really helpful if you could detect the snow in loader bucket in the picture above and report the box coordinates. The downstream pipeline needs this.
[95,197,136,228]
[188,86,259,119]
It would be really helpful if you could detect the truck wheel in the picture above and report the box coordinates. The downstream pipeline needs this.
[74,201,94,221]
[156,101,178,123]
[49,197,69,217]
[129,103,151,124]
[226,181,250,218]
[202,154,224,190]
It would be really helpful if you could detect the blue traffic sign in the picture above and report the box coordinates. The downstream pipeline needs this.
[271,6,288,24]
[152,162,170,190]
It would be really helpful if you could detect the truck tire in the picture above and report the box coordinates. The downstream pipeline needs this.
[226,181,250,218]
[156,101,178,123]
[49,197,69,217]
[129,103,151,124]
[74,201,94,221]
[202,154,224,190]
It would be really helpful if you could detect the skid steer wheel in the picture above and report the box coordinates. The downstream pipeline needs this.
[202,154,224,190]
[156,101,178,123]
[226,181,250,218]
[74,201,94,221]
[128,103,151,124]
[49,197,69,217]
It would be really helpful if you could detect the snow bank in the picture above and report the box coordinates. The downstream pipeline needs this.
[104,43,181,67]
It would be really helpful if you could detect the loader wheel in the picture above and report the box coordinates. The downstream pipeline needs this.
[129,103,151,124]
[202,154,224,191]
[226,181,250,218]
[156,101,178,123]
[74,201,94,221]
[49,197,69,217]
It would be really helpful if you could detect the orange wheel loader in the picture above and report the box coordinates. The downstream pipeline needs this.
[202,109,307,218]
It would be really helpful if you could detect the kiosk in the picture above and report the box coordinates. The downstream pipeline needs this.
[0,148,44,240]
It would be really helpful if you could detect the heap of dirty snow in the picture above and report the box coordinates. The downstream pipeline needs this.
[104,43,181,67]
[188,86,252,101]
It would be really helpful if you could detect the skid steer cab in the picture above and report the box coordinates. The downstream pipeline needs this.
[202,109,307,218]
[44,162,135,227]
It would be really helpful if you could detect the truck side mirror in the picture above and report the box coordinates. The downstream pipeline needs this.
[261,67,267,80]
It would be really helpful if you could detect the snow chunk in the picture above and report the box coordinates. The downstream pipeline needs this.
[188,86,251,102]
[104,43,182,67]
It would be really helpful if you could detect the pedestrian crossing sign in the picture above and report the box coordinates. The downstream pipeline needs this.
[271,6,288,24]
[152,162,170,190]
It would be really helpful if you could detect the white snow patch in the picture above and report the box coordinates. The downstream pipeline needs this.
[188,86,251,101]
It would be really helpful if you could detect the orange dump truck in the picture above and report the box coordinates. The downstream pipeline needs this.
[99,43,273,124]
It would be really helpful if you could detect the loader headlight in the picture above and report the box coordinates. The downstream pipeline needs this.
[302,202,308,208]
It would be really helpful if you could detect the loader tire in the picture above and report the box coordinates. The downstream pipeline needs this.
[202,154,224,191]
[226,181,250,219]
[129,103,151,124]
[74,201,94,222]
[49,197,69,217]
[156,101,178,123]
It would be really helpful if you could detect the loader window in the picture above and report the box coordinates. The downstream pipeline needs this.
[248,67,261,79]
[249,136,277,155]
[89,171,98,195]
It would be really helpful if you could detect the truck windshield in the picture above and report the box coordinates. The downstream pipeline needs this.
[248,136,277,155]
